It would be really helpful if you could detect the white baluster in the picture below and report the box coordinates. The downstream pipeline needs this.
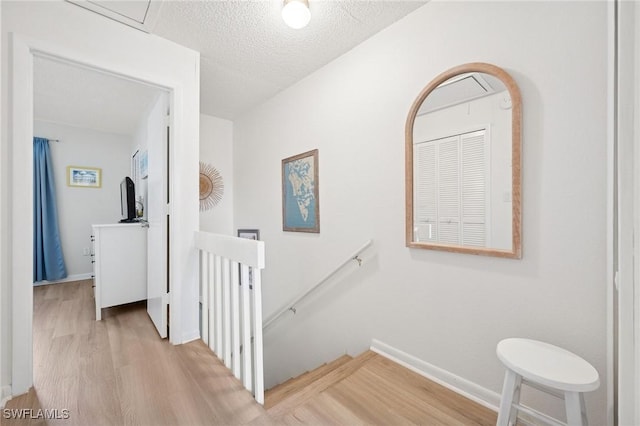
[223,258,232,368]
[252,268,264,405]
[207,252,215,352]
[215,255,223,359]
[200,250,208,346]
[194,231,266,405]
[241,263,252,392]
[231,260,241,379]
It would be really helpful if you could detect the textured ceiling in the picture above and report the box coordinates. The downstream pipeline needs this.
[34,56,163,135]
[150,1,427,119]
[34,0,427,135]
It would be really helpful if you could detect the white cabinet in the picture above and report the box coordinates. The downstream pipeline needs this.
[92,223,147,320]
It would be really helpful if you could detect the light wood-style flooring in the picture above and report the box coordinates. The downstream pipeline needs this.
[3,279,497,426]
[265,351,497,425]
[2,280,273,426]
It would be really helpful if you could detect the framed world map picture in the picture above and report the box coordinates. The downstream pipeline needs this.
[282,149,319,233]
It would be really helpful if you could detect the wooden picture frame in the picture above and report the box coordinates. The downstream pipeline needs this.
[66,166,102,188]
[282,149,319,233]
[405,62,522,258]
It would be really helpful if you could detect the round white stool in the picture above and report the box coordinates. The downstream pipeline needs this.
[496,338,599,426]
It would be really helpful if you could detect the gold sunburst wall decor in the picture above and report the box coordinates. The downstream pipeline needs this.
[199,161,224,211]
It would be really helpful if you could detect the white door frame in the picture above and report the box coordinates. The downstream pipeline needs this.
[9,33,199,395]
[614,0,640,423]
[0,0,5,406]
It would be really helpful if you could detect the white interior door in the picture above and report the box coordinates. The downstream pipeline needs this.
[147,93,169,338]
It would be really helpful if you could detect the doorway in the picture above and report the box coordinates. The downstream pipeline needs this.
[9,33,199,396]
[33,52,170,329]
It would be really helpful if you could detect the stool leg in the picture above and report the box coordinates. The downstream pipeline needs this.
[508,374,522,426]
[497,370,522,426]
[580,393,588,425]
[565,391,587,426]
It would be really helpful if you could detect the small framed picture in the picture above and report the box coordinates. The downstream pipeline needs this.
[282,149,319,233]
[67,166,102,188]
[237,229,259,287]
[140,150,148,179]
[132,149,140,183]
[237,229,260,241]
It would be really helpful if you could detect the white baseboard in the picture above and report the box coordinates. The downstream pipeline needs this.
[33,273,93,286]
[1,385,12,408]
[181,330,201,344]
[370,339,540,426]
[370,339,501,412]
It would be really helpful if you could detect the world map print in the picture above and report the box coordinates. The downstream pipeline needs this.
[283,150,319,232]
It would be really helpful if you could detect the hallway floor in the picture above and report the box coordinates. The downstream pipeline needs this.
[2,279,497,426]
[2,280,273,426]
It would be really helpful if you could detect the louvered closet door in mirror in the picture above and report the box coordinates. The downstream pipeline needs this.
[414,130,489,248]
[406,63,521,258]
[461,130,488,247]
[437,136,461,245]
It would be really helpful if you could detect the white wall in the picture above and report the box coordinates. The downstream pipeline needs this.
[234,2,608,424]
[34,121,132,278]
[2,0,199,394]
[200,114,234,235]
[131,93,167,221]
[132,116,148,219]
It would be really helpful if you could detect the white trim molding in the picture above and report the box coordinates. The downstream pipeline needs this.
[7,21,199,395]
[181,330,202,344]
[33,273,93,286]
[614,1,640,424]
[370,339,501,411]
[370,339,540,425]
[605,1,616,424]
[1,386,12,409]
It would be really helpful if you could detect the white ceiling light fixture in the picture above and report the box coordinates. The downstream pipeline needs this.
[282,0,311,29]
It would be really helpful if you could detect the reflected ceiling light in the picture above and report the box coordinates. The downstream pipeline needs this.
[282,0,311,29]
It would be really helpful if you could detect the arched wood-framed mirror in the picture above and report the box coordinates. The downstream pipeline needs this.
[405,62,521,258]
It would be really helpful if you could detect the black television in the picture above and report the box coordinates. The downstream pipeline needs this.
[119,177,136,222]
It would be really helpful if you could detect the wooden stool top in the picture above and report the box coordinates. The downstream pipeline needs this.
[497,338,600,392]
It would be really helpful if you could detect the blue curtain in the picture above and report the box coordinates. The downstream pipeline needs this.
[33,137,67,282]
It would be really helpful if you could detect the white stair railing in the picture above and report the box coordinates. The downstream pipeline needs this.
[263,239,373,331]
[195,231,265,405]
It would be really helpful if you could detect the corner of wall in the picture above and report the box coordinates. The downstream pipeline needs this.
[180,329,201,345]
[0,0,4,396]
[199,113,234,235]
[1,385,12,409]
[370,339,501,411]
[370,339,544,426]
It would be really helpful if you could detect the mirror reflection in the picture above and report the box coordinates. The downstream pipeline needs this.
[406,63,521,258]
